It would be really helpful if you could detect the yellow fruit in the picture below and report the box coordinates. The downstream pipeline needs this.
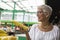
[3,38,8,40]
[0,30,7,36]
[12,20,29,31]
[0,34,7,36]
[10,36,17,40]
[0,30,7,34]
[0,38,2,40]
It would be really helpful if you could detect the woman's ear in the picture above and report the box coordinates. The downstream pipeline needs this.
[45,12,50,17]
[46,15,49,17]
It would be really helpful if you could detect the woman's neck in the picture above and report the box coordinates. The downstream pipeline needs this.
[38,21,53,32]
[41,21,50,26]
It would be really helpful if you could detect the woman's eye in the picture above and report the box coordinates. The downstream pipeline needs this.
[37,11,43,13]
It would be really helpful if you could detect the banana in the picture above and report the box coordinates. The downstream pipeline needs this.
[12,20,29,31]
[0,30,8,36]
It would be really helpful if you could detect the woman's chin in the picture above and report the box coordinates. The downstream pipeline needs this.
[38,19,44,22]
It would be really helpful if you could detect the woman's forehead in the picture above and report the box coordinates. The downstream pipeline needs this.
[37,8,50,15]
[37,8,47,12]
[37,7,49,12]
[37,8,43,11]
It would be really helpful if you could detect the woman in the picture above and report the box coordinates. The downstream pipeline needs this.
[27,5,60,40]
[14,5,60,40]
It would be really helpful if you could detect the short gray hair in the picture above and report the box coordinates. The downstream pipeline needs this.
[38,5,52,15]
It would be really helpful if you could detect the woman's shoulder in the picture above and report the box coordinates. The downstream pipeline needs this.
[31,24,38,28]
[53,25,59,31]
[29,24,38,30]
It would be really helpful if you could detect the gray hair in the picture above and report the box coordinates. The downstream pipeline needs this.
[38,5,52,15]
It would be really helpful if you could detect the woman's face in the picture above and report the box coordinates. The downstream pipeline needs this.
[37,8,49,22]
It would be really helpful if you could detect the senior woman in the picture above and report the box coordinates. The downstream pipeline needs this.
[13,5,60,40]
[27,5,60,40]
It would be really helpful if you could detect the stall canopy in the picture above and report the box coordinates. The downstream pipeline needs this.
[0,0,45,12]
